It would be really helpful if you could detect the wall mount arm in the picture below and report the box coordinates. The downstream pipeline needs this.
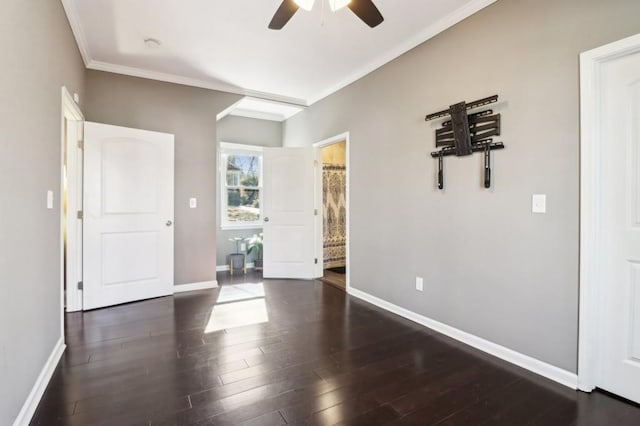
[426,95,505,190]
[425,95,498,121]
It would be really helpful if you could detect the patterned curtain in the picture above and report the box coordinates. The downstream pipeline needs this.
[323,164,346,269]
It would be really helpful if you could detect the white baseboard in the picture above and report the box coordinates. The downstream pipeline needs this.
[173,280,218,294]
[347,287,578,390]
[13,338,65,426]
[216,263,255,272]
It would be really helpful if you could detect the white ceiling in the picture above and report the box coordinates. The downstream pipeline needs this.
[62,0,495,106]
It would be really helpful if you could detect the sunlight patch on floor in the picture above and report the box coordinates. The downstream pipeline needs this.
[205,283,269,333]
[216,282,265,304]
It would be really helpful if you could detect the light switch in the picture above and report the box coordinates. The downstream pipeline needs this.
[46,191,54,209]
[532,194,546,213]
[189,198,197,209]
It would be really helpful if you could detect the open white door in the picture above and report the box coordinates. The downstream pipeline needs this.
[263,147,316,279]
[62,87,84,312]
[83,122,174,310]
[596,49,640,403]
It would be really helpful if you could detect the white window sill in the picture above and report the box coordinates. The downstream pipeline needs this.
[221,223,263,231]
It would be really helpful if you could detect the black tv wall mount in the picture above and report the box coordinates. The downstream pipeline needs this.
[426,95,504,190]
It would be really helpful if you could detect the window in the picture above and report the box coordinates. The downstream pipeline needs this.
[220,143,263,229]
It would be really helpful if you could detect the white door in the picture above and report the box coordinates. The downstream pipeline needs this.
[262,147,316,279]
[83,122,174,310]
[599,49,640,403]
[61,89,85,312]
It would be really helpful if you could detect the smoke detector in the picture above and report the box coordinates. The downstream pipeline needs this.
[144,38,161,49]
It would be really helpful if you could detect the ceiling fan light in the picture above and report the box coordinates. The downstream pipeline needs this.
[328,0,351,12]
[293,0,315,11]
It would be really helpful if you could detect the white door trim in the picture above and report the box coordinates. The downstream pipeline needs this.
[313,132,350,291]
[60,87,84,319]
[578,32,640,392]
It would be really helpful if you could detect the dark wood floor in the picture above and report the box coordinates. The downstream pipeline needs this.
[320,269,346,291]
[32,272,640,425]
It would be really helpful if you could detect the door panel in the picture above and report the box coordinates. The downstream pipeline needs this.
[263,147,315,279]
[83,122,174,310]
[270,225,305,262]
[631,265,640,362]
[101,231,159,285]
[599,51,640,403]
[102,140,160,214]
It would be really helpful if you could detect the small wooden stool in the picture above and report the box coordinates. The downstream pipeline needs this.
[228,253,246,275]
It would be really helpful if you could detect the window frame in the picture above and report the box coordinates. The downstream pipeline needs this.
[219,142,264,230]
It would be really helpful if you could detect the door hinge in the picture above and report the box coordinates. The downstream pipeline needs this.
[77,140,84,150]
[314,209,318,216]
[77,210,83,220]
[314,258,318,264]
[77,281,83,290]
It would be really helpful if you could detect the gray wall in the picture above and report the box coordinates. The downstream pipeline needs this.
[218,115,283,148]
[282,0,640,373]
[0,1,86,424]
[84,71,242,286]
[216,115,283,266]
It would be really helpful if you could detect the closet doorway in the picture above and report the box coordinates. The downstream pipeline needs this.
[314,133,349,291]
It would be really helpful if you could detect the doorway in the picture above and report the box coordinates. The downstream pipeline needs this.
[579,33,640,404]
[314,133,350,291]
[61,87,84,314]
[61,111,177,312]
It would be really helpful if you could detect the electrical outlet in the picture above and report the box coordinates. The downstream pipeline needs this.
[189,198,197,208]
[240,243,246,252]
[416,276,424,292]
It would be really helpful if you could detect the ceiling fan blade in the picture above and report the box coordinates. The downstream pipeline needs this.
[269,0,300,30]
[347,0,384,28]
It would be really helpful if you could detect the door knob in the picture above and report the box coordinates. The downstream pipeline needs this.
[264,217,270,222]
[166,220,173,227]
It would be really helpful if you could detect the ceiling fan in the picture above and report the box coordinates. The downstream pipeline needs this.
[268,0,384,30]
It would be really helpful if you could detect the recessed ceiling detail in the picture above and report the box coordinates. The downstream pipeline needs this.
[61,0,496,106]
[218,97,305,122]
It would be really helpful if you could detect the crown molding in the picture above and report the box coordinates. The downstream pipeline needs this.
[229,109,290,122]
[61,0,496,108]
[306,0,497,105]
[60,0,92,66]
[222,97,305,122]
[87,60,308,106]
